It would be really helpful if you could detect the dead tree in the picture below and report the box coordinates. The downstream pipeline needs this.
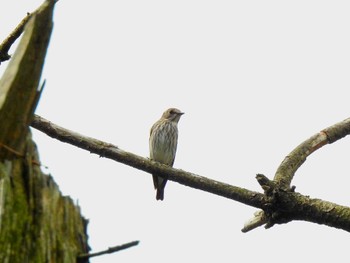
[0,1,89,262]
[1,0,350,262]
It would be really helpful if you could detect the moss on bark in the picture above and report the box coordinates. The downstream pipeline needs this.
[0,133,89,262]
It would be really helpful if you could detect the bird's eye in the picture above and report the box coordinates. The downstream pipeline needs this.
[169,110,175,114]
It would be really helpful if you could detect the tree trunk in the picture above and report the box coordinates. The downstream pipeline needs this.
[0,132,89,263]
[0,1,90,261]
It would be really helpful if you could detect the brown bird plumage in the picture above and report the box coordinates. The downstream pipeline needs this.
[149,108,184,200]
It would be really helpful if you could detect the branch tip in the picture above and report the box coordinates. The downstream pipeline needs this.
[77,240,140,260]
[242,210,267,233]
[256,174,274,192]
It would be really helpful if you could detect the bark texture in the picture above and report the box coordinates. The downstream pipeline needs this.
[0,133,89,263]
[0,1,90,261]
[31,114,350,232]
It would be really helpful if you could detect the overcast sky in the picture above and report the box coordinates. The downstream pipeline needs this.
[2,1,350,262]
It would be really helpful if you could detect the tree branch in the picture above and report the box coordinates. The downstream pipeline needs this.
[0,13,32,63]
[30,114,265,208]
[274,117,350,188]
[31,115,350,232]
[244,118,350,232]
[77,240,139,261]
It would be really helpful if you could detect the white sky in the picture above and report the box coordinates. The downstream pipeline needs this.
[2,1,350,262]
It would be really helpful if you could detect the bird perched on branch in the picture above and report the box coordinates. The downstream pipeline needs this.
[149,108,184,200]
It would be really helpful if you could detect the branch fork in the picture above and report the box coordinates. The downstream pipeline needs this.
[31,115,350,232]
[244,118,350,232]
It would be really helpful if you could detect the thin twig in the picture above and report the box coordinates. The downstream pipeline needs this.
[0,142,24,158]
[0,13,32,63]
[77,240,140,260]
[0,141,43,166]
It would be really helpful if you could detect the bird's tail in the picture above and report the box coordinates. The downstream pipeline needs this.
[153,174,167,201]
[156,188,164,201]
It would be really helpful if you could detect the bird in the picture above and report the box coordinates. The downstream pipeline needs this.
[149,108,184,200]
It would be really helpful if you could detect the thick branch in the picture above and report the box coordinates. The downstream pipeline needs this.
[274,117,350,188]
[246,119,350,232]
[31,115,350,232]
[31,115,265,208]
[256,174,350,231]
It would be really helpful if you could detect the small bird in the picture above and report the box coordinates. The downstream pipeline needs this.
[149,108,184,200]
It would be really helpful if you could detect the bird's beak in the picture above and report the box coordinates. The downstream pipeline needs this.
[178,112,185,115]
